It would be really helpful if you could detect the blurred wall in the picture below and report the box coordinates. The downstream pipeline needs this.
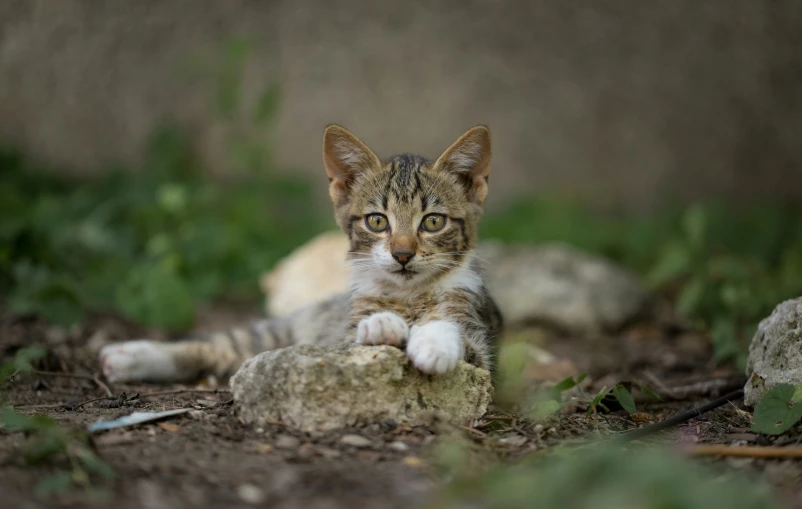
[1,1,800,211]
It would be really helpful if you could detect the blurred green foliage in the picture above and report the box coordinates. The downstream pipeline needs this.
[0,36,327,331]
[0,131,325,330]
[432,437,779,509]
[483,199,802,368]
[1,347,113,497]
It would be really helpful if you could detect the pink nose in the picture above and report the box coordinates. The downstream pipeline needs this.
[392,250,415,265]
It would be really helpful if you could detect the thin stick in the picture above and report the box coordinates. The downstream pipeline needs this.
[687,445,802,459]
[619,389,744,442]
[138,388,231,398]
[31,370,95,381]
[458,424,487,437]
[93,375,113,397]
[70,396,119,410]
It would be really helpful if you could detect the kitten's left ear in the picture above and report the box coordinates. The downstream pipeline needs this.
[433,126,492,205]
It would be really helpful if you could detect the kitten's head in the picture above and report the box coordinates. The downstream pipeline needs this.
[322,125,492,290]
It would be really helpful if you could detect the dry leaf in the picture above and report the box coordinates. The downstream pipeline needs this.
[402,456,426,468]
[254,443,274,454]
[158,422,180,432]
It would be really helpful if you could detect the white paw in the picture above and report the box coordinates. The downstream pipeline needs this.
[356,312,409,346]
[99,340,177,383]
[406,321,464,375]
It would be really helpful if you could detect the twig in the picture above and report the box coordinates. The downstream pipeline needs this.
[138,388,231,398]
[93,375,113,397]
[634,375,747,403]
[31,369,113,396]
[619,389,744,442]
[31,370,95,381]
[70,396,119,411]
[686,445,802,459]
[458,425,487,437]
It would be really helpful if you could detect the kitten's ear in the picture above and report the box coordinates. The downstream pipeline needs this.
[322,125,381,206]
[433,126,492,205]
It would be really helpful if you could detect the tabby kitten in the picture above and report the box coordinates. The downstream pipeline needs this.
[100,125,502,383]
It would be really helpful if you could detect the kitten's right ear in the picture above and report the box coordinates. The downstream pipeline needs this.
[322,125,381,206]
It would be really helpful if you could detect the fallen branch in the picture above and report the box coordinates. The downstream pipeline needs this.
[31,369,113,397]
[93,374,113,397]
[637,375,747,403]
[619,389,744,442]
[686,444,802,459]
[32,369,95,381]
[138,388,230,398]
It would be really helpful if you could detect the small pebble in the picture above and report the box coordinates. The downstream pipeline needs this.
[340,434,372,448]
[275,434,301,449]
[237,484,266,504]
[388,441,409,452]
[255,427,265,434]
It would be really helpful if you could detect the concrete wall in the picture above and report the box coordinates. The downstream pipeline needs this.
[1,1,800,210]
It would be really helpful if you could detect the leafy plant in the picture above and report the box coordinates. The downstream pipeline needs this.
[751,383,802,435]
[484,199,802,368]
[432,438,779,509]
[1,348,114,497]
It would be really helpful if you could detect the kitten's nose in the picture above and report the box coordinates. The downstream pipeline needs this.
[392,250,415,266]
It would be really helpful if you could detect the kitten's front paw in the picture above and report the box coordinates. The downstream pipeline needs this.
[356,312,409,346]
[406,321,464,375]
[99,340,176,383]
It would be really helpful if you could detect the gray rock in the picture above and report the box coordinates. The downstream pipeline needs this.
[230,344,492,432]
[478,241,650,333]
[744,297,802,407]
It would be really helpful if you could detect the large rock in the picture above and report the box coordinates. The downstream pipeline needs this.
[260,233,650,334]
[230,344,492,432]
[744,297,802,407]
[477,242,649,333]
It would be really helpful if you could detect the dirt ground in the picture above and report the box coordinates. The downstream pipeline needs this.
[2,300,802,509]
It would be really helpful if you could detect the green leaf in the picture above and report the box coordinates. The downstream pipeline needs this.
[76,448,115,479]
[35,472,73,497]
[676,277,705,317]
[527,399,562,419]
[116,263,195,330]
[586,386,608,417]
[647,243,693,286]
[23,435,66,464]
[637,383,662,401]
[551,371,588,396]
[13,346,47,373]
[711,318,739,363]
[682,204,707,246]
[752,383,802,435]
[613,384,637,414]
[0,407,33,430]
[253,83,281,128]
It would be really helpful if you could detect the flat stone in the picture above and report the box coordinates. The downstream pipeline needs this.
[230,344,492,432]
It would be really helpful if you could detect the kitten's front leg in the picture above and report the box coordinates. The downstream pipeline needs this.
[355,312,409,347]
[406,321,464,375]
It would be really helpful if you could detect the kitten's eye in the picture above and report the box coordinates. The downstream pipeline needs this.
[420,214,446,232]
[365,213,389,232]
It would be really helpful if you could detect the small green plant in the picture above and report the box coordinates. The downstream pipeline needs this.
[432,439,779,509]
[751,383,802,435]
[1,348,114,497]
[484,199,802,368]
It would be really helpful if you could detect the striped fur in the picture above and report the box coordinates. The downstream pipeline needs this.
[99,125,502,384]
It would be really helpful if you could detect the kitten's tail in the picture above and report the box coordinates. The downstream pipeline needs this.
[99,317,296,384]
[99,294,349,384]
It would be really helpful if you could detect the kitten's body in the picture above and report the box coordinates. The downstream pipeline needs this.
[100,126,502,384]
